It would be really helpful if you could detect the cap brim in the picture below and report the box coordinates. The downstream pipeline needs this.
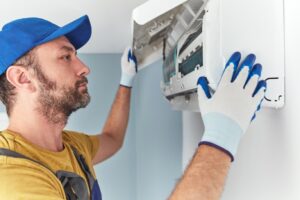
[38,15,91,50]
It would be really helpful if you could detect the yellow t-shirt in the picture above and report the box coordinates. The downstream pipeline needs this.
[0,130,100,200]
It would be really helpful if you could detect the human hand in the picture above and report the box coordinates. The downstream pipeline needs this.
[197,52,267,161]
[120,47,137,87]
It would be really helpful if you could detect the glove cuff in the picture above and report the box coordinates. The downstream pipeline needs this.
[200,112,243,161]
[120,73,135,87]
[199,141,234,161]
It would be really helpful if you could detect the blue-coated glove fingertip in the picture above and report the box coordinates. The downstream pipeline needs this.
[257,94,265,112]
[251,113,256,121]
[257,104,261,111]
[132,54,138,72]
[251,63,262,76]
[225,51,241,69]
[244,63,262,87]
[247,54,256,62]
[127,48,138,72]
[251,89,265,122]
[253,80,267,97]
[233,53,256,81]
[132,54,137,65]
[197,76,211,99]
[127,49,132,62]
[225,52,241,82]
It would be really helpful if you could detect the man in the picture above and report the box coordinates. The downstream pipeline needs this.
[0,15,129,199]
[0,15,266,200]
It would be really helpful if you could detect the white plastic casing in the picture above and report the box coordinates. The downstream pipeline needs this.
[203,0,285,109]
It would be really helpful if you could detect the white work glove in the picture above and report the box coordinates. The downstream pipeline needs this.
[120,47,137,87]
[197,52,267,161]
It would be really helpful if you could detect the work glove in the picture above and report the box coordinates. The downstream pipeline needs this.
[120,47,137,87]
[197,52,267,161]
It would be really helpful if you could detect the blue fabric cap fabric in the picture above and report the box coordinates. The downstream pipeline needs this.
[0,15,92,75]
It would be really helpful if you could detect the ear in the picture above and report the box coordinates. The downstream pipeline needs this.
[6,66,36,92]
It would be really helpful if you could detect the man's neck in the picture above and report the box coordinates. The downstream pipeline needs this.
[7,111,66,152]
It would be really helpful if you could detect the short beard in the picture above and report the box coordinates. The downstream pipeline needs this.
[35,66,90,125]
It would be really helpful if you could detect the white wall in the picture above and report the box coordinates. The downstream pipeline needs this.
[135,61,183,200]
[182,0,300,199]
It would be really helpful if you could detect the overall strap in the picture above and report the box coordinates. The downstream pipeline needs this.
[0,148,53,173]
[0,148,31,159]
[70,146,96,191]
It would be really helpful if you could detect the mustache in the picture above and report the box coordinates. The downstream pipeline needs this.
[75,77,88,88]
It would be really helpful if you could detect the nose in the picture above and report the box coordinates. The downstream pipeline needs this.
[76,57,90,77]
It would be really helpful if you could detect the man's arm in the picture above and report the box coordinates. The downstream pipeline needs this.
[92,85,131,164]
[169,145,231,200]
[169,52,267,199]
[92,47,136,164]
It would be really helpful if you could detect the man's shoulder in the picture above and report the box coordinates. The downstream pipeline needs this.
[63,130,99,162]
[0,140,66,199]
[62,130,89,150]
[0,130,15,149]
[63,130,91,155]
[0,156,65,199]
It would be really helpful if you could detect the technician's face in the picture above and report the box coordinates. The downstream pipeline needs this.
[33,36,91,122]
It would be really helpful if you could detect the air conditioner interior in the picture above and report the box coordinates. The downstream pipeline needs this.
[132,0,207,68]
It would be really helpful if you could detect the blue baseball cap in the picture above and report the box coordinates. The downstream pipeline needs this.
[0,15,92,75]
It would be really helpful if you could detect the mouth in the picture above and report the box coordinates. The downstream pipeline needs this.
[76,77,89,90]
[79,83,87,88]
[78,84,88,93]
[77,82,88,93]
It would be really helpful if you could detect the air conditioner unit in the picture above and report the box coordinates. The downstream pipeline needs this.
[132,0,285,111]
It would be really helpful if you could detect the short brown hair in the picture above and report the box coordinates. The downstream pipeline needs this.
[0,50,37,115]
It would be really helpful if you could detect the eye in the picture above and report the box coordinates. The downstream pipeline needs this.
[61,54,71,61]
